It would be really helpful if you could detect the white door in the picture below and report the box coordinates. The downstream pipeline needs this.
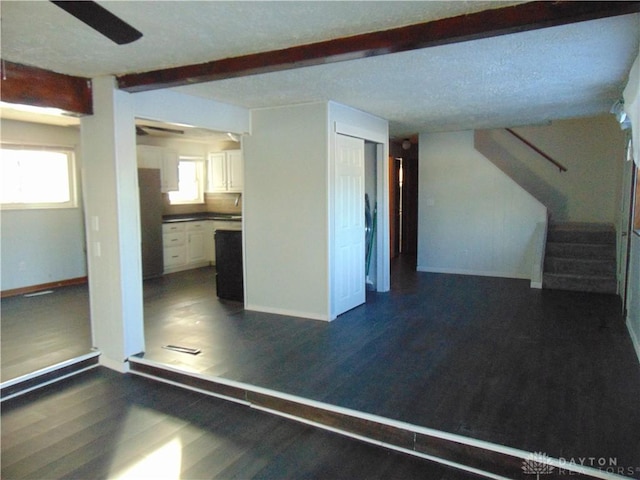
[334,134,366,317]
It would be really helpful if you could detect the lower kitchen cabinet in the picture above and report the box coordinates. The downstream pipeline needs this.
[162,221,211,274]
[186,222,207,264]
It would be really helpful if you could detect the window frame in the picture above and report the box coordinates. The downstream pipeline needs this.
[0,144,78,210]
[167,156,205,206]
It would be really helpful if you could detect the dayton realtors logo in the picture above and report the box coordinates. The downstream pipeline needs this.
[522,452,555,479]
[522,452,640,477]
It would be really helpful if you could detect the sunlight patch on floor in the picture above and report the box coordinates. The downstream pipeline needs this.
[113,437,182,480]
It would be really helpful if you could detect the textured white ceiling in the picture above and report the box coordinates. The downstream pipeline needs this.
[1,1,518,77]
[1,1,639,136]
[176,14,640,134]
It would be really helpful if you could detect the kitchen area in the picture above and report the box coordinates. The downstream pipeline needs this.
[137,119,244,302]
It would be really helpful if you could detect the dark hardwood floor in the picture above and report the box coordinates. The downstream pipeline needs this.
[141,262,640,472]
[3,258,640,477]
[2,367,478,480]
[1,284,91,381]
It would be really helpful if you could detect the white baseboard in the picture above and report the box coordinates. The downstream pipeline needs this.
[530,281,543,289]
[416,266,530,281]
[245,303,330,322]
[626,318,640,365]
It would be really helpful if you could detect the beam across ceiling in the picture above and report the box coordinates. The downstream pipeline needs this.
[0,60,93,115]
[118,1,640,93]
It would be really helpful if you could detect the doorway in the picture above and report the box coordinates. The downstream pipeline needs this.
[390,139,418,259]
[331,128,389,319]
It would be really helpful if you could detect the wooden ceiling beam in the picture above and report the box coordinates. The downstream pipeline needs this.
[118,1,640,93]
[0,60,93,115]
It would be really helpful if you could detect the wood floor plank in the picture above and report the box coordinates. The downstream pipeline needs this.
[0,368,494,480]
[3,260,640,472]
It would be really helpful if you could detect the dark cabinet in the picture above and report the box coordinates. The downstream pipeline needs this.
[214,230,243,302]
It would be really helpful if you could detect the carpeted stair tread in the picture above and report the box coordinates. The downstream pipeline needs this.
[543,222,617,294]
[546,242,616,259]
[544,256,616,276]
[547,224,616,244]
[542,273,617,294]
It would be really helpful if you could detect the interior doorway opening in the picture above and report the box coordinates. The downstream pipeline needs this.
[390,138,418,261]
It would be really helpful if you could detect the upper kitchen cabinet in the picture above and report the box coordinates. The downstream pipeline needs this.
[137,145,179,192]
[207,150,243,193]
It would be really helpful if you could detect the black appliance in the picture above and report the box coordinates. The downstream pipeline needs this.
[215,230,243,302]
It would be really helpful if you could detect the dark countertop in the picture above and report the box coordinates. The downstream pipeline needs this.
[163,213,242,223]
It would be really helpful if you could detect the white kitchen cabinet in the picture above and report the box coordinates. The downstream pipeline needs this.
[137,145,179,192]
[207,150,243,193]
[162,221,212,273]
[162,227,187,271]
[186,221,207,264]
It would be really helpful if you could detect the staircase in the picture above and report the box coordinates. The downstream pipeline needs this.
[543,223,617,294]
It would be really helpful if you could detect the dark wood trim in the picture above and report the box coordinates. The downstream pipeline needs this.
[0,276,88,299]
[0,355,99,400]
[0,60,92,115]
[128,359,607,480]
[505,128,568,172]
[129,361,247,403]
[118,1,640,93]
[248,391,415,449]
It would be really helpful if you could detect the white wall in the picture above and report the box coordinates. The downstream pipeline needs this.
[624,45,640,364]
[243,103,330,320]
[0,119,86,291]
[133,89,250,135]
[417,130,547,279]
[81,77,144,370]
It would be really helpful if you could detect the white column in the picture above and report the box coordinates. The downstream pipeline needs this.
[81,76,144,371]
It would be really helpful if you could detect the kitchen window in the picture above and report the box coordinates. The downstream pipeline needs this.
[168,156,205,205]
[0,145,77,209]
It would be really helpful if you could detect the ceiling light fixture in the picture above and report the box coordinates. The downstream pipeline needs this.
[611,99,631,129]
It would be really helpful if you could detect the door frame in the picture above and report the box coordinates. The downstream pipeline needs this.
[620,157,637,314]
[330,122,390,319]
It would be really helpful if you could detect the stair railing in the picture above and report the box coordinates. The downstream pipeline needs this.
[506,128,567,172]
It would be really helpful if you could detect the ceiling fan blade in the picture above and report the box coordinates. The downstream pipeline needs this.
[142,125,185,135]
[51,1,142,45]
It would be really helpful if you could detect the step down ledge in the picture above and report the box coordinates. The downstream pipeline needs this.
[1,350,101,402]
[128,356,619,480]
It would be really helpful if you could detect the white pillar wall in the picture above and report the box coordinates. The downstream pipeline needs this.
[81,76,144,371]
